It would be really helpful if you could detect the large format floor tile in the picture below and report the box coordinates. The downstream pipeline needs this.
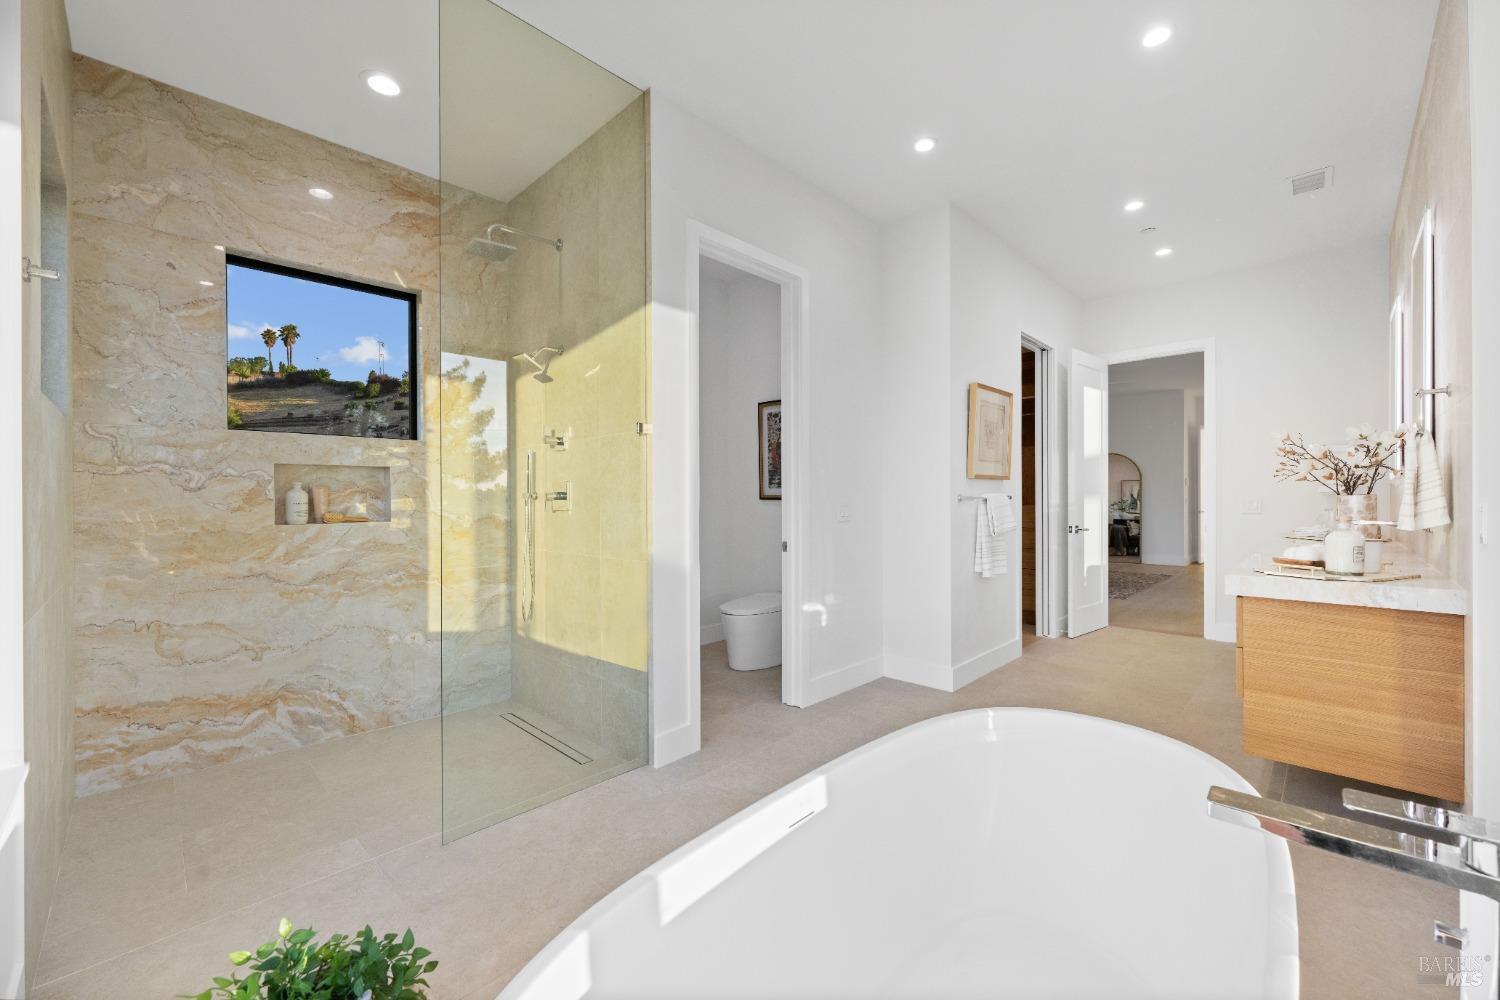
[35,631,1454,999]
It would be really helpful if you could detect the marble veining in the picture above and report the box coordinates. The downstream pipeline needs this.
[70,57,449,794]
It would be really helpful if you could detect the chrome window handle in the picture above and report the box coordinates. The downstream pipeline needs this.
[22,257,59,282]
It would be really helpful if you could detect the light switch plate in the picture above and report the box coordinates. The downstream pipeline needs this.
[837,506,851,523]
[1242,498,1264,515]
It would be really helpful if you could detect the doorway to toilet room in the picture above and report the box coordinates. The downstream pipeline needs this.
[697,254,786,708]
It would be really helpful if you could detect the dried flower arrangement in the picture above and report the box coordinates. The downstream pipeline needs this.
[1273,425,1407,496]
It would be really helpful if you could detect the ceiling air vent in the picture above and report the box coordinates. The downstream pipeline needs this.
[1290,166,1334,196]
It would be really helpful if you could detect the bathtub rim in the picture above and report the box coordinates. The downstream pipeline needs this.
[499,706,1298,999]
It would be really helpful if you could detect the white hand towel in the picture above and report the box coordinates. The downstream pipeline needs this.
[1397,431,1451,531]
[973,494,1017,578]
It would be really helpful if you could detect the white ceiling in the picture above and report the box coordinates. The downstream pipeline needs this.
[498,0,1437,297]
[1109,353,1205,395]
[66,0,1437,296]
[64,0,639,203]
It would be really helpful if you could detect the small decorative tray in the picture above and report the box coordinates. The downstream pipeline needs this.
[1272,556,1324,569]
[1256,565,1419,583]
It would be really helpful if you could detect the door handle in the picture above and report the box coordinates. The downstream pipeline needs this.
[1068,525,1090,534]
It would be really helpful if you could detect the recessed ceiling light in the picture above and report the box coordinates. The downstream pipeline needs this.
[198,280,215,287]
[1141,25,1172,48]
[308,187,334,200]
[913,137,936,153]
[1155,246,1174,257]
[363,71,401,97]
[1124,199,1145,212]
[213,244,225,252]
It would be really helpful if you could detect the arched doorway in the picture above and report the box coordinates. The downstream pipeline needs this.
[1108,452,1141,561]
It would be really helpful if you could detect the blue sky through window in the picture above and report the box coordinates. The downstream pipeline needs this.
[226,262,413,383]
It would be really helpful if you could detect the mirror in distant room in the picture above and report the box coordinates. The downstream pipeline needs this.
[225,255,418,439]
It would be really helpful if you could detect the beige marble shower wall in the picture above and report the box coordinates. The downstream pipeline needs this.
[20,0,76,979]
[69,56,508,793]
[506,96,650,760]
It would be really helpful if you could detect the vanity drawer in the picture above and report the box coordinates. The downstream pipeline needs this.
[1238,597,1464,801]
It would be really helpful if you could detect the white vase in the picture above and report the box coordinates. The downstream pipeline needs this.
[285,481,310,525]
[1334,494,1381,540]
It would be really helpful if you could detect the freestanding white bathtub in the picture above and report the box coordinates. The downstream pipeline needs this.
[501,709,1298,999]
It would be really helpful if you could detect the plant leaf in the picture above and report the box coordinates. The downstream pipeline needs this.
[228,951,252,966]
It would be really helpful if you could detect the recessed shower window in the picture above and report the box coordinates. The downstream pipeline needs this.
[225,255,418,439]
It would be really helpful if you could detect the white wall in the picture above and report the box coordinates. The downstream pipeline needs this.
[1081,237,1389,640]
[880,205,1079,691]
[1464,0,1500,980]
[698,264,782,642]
[1111,390,1189,566]
[948,208,1079,675]
[880,206,952,685]
[651,95,886,763]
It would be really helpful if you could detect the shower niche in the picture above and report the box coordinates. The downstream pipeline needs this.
[272,463,393,526]
[437,0,650,842]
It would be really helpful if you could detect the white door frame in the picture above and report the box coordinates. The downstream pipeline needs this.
[1020,333,1057,638]
[1097,339,1220,642]
[684,221,811,708]
[2,0,28,989]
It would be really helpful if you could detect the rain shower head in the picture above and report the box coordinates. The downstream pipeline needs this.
[513,346,563,383]
[464,236,518,262]
[468,222,563,261]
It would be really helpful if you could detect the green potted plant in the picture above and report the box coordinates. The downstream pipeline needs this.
[188,918,438,1000]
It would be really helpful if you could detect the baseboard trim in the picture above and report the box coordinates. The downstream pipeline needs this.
[801,654,883,706]
[652,720,700,768]
[952,637,1022,690]
[699,623,724,645]
[883,653,957,692]
[1206,621,1236,644]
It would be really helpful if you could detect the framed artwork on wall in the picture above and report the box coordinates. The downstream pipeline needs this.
[758,399,782,500]
[966,382,1014,480]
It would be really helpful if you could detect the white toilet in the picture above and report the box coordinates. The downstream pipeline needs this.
[719,592,782,670]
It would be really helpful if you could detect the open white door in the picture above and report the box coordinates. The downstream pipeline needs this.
[1067,349,1109,637]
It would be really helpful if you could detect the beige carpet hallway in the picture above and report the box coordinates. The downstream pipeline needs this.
[35,632,1450,999]
[1110,559,1206,637]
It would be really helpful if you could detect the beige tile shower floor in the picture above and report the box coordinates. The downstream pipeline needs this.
[37,631,1453,999]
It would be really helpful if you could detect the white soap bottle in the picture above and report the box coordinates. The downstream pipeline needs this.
[285,481,310,525]
[1323,513,1366,576]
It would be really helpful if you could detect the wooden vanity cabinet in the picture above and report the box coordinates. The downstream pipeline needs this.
[1235,595,1464,801]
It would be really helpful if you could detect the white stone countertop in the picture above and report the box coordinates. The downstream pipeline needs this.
[1224,543,1468,615]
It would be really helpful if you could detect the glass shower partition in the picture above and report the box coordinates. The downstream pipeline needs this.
[437,0,650,842]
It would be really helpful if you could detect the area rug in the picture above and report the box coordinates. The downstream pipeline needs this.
[1109,572,1172,600]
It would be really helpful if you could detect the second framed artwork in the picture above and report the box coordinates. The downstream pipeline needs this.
[966,382,1014,479]
[758,399,782,500]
